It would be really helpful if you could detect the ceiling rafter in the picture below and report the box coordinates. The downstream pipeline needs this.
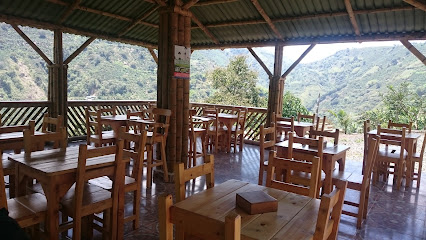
[247,47,272,78]
[47,0,159,28]
[183,0,200,9]
[190,12,220,44]
[148,48,158,64]
[64,37,95,64]
[195,0,239,7]
[192,6,415,29]
[118,6,159,37]
[250,0,283,40]
[400,39,426,65]
[344,0,361,36]
[58,0,80,24]
[403,0,426,11]
[153,0,167,7]
[281,44,316,79]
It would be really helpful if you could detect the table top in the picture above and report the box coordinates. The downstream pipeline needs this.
[0,131,43,143]
[101,115,141,122]
[277,121,314,128]
[275,140,350,156]
[192,116,212,122]
[129,119,156,125]
[173,179,319,239]
[207,113,238,119]
[368,129,422,140]
[8,146,116,176]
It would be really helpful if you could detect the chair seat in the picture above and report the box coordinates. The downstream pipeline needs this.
[331,170,353,181]
[191,127,206,133]
[90,130,115,141]
[377,148,407,160]
[208,126,226,133]
[8,193,47,228]
[60,183,112,216]
[89,176,136,190]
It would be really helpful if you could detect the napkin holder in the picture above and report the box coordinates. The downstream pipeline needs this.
[236,191,278,215]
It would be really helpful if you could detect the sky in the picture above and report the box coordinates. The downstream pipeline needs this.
[263,40,425,63]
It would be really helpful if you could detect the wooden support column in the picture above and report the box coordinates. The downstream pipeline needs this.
[157,4,191,172]
[266,45,283,127]
[49,30,68,124]
[400,39,426,66]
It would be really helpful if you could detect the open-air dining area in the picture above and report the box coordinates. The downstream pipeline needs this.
[1,0,426,240]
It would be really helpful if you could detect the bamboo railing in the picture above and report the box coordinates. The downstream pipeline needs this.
[0,101,267,142]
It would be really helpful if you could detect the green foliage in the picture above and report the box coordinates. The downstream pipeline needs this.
[328,109,355,134]
[281,91,308,117]
[206,56,267,107]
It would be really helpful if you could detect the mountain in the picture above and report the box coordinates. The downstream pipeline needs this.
[0,22,425,118]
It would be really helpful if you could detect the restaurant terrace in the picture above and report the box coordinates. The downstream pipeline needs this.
[0,0,426,239]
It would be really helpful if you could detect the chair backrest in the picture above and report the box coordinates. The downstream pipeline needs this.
[152,108,172,139]
[126,109,143,119]
[315,116,327,132]
[98,106,117,116]
[73,140,124,234]
[377,125,406,160]
[23,127,67,154]
[235,108,248,132]
[0,120,35,135]
[85,108,103,143]
[175,154,215,202]
[275,114,294,140]
[118,125,147,182]
[288,133,324,162]
[260,124,276,163]
[297,112,316,123]
[418,132,426,161]
[159,194,241,240]
[388,120,412,133]
[41,113,64,133]
[309,126,339,146]
[362,134,380,188]
[266,151,320,198]
[0,159,7,209]
[313,179,347,240]
[203,106,217,116]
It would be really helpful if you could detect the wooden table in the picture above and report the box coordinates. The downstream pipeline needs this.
[368,129,421,187]
[208,113,238,152]
[276,120,314,137]
[275,141,350,193]
[9,147,125,240]
[101,115,140,136]
[169,179,320,239]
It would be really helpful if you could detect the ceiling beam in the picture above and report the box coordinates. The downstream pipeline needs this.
[148,48,158,64]
[10,24,53,65]
[1,15,157,49]
[247,48,272,78]
[400,39,426,66]
[190,12,220,44]
[192,6,415,29]
[153,0,167,7]
[250,0,283,40]
[195,0,238,6]
[403,0,426,11]
[47,0,159,28]
[281,44,316,79]
[344,0,361,36]
[58,0,80,24]
[64,37,96,64]
[183,0,200,9]
[118,6,159,37]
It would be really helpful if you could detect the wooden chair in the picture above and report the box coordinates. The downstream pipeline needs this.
[412,132,425,188]
[362,120,371,174]
[159,194,241,240]
[266,151,320,198]
[309,126,339,146]
[297,112,316,123]
[203,106,217,116]
[188,109,207,168]
[275,114,294,142]
[0,155,47,233]
[175,154,214,202]
[230,108,247,152]
[144,108,171,188]
[59,140,125,240]
[23,126,67,154]
[207,109,226,153]
[259,124,275,185]
[85,108,115,147]
[373,125,407,190]
[89,125,147,230]
[333,134,380,229]
[313,179,347,240]
[388,120,412,133]
[315,116,327,132]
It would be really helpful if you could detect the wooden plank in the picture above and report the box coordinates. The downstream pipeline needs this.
[247,48,272,78]
[400,39,426,65]
[64,37,96,64]
[403,0,426,11]
[344,0,361,36]
[281,44,316,79]
[10,24,53,65]
[250,0,283,39]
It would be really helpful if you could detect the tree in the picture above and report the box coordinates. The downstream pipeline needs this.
[206,56,267,107]
[281,91,308,117]
[329,109,353,134]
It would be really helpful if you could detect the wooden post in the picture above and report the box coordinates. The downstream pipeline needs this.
[266,45,283,127]
[157,4,192,173]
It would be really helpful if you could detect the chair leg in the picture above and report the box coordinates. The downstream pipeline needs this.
[417,160,422,188]
[161,140,169,182]
[192,136,197,167]
[258,165,264,185]
[147,146,153,188]
[239,133,244,151]
[103,209,111,240]
[133,189,141,230]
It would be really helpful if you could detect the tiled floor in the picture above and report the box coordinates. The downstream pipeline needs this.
[6,142,426,239]
[121,144,426,240]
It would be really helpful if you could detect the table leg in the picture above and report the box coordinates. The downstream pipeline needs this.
[405,139,414,187]
[323,158,333,194]
[45,178,60,240]
[338,153,346,171]
[14,165,28,197]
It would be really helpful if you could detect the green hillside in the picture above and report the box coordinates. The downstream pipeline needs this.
[0,23,425,120]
